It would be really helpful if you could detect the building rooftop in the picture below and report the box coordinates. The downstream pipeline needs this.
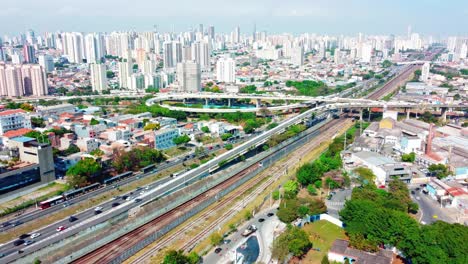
[0,109,26,116]
[11,136,36,143]
[354,151,395,167]
[330,239,393,264]
[2,128,33,138]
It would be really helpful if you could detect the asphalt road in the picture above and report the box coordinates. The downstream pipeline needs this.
[0,146,227,261]
[409,187,456,225]
[0,145,226,233]
[204,207,280,264]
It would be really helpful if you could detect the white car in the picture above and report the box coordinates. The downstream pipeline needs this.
[94,206,103,211]
[30,233,41,239]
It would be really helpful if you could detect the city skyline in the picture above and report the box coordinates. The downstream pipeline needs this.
[1,0,468,36]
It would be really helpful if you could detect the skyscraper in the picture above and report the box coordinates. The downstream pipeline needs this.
[38,55,55,73]
[118,60,132,88]
[63,32,84,64]
[208,26,215,39]
[90,63,107,93]
[216,57,235,83]
[177,61,201,92]
[173,41,182,65]
[233,26,240,43]
[85,33,105,64]
[163,41,174,69]
[23,45,35,63]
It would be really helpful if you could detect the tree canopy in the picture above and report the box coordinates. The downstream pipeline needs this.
[272,226,312,261]
[112,146,165,173]
[66,158,101,187]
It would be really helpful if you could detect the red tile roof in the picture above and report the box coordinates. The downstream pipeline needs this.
[447,187,466,197]
[2,128,33,138]
[0,109,26,116]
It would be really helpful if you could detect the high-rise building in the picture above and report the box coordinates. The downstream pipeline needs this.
[216,57,235,83]
[360,43,373,63]
[291,46,304,66]
[191,41,210,70]
[421,62,430,82]
[38,55,54,73]
[163,41,174,69]
[90,63,107,93]
[23,45,35,63]
[177,61,201,92]
[118,60,132,88]
[0,44,4,62]
[173,41,182,65]
[233,26,240,43]
[0,63,48,97]
[84,33,105,64]
[208,26,215,39]
[63,32,84,64]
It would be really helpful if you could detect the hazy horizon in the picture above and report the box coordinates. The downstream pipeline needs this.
[1,0,467,36]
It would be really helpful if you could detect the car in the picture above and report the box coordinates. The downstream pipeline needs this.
[415,187,420,191]
[114,196,121,200]
[121,195,128,200]
[30,233,41,239]
[1,222,11,228]
[214,247,222,254]
[112,202,120,207]
[145,186,150,190]
[56,226,66,232]
[126,196,132,201]
[267,213,274,217]
[258,218,265,223]
[12,221,23,227]
[13,240,25,246]
[23,240,34,246]
[69,216,78,222]
[95,206,103,211]
[94,210,102,215]
[136,187,143,191]
[134,198,142,203]
[18,234,30,239]
[411,191,415,195]
[0,253,5,258]
[223,239,231,244]
[140,191,145,195]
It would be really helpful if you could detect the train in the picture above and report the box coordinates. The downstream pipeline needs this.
[38,164,158,210]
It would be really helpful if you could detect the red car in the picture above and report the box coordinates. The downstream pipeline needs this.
[56,226,66,232]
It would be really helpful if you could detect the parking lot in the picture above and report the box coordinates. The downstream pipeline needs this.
[409,184,459,224]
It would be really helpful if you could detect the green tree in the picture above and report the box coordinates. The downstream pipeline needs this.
[90,148,104,156]
[283,180,299,195]
[272,226,312,261]
[162,250,196,264]
[106,71,115,78]
[224,144,233,150]
[144,123,160,131]
[66,158,101,187]
[307,184,317,195]
[90,118,100,125]
[31,117,45,128]
[272,190,280,200]
[354,167,376,184]
[381,60,392,68]
[220,133,233,141]
[401,152,416,162]
[321,256,330,264]
[173,135,191,145]
[201,126,210,133]
[428,164,450,179]
[209,232,223,246]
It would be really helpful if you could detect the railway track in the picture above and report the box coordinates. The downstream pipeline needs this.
[128,118,351,264]
[73,117,348,264]
[367,64,420,100]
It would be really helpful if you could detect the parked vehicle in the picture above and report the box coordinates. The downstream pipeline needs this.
[242,225,257,237]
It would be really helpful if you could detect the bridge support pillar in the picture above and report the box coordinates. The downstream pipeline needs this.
[205,98,209,106]
[440,107,448,123]
[183,98,186,104]
[228,98,231,107]
[285,100,289,105]
[339,108,343,114]
[359,108,363,122]
[406,108,410,120]
[256,99,261,108]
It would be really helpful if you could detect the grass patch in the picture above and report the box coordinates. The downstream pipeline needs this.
[302,220,347,264]
[164,146,191,158]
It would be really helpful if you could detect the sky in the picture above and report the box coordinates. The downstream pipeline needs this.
[1,0,467,36]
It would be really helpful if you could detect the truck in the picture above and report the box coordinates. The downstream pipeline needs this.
[242,225,257,237]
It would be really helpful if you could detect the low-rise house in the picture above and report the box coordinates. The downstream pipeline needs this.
[328,239,393,264]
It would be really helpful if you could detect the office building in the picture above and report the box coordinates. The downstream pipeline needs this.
[0,137,55,198]
[177,61,201,92]
[90,63,107,93]
[173,41,183,65]
[216,57,235,83]
[191,41,210,70]
[154,128,180,150]
[38,55,54,73]
[63,32,84,64]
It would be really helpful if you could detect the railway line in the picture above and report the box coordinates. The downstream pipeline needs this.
[73,116,348,264]
[367,64,420,100]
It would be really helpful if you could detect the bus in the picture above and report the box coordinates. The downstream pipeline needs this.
[63,183,101,200]
[103,172,133,186]
[140,164,156,174]
[39,196,65,210]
